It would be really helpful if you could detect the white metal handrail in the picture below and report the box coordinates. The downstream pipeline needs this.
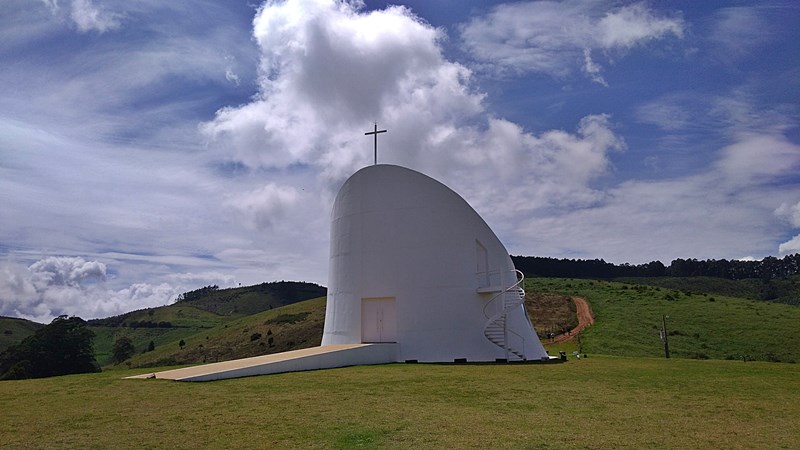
[482,269,528,361]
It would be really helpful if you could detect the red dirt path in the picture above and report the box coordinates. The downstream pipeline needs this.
[551,297,594,344]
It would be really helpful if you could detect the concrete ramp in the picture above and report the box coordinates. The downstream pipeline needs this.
[126,344,397,382]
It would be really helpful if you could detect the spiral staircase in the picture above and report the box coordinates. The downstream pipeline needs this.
[482,269,527,361]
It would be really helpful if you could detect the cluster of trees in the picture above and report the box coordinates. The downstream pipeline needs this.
[0,316,100,380]
[174,281,327,306]
[175,285,219,302]
[511,253,800,280]
[252,281,327,303]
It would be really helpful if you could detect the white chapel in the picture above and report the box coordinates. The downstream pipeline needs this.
[323,164,548,362]
[133,164,549,381]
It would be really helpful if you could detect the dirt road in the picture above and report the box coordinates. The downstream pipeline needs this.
[551,297,594,344]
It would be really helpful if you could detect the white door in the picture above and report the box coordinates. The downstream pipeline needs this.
[361,297,397,343]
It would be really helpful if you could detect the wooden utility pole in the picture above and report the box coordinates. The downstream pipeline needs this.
[662,314,670,359]
[364,123,387,165]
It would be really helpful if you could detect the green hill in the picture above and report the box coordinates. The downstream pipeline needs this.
[89,281,326,367]
[90,304,227,366]
[527,278,800,362]
[121,296,326,368]
[615,275,800,306]
[0,316,44,352]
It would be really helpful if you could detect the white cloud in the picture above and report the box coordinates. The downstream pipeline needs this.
[507,107,800,262]
[0,256,236,322]
[1,1,256,147]
[29,256,106,288]
[167,271,236,286]
[776,201,800,228]
[70,0,121,33]
[779,235,800,256]
[225,68,241,86]
[635,94,695,131]
[202,0,468,180]
[596,2,684,48]
[202,0,623,203]
[459,0,684,82]
[225,183,301,231]
[714,134,800,186]
[708,7,770,63]
[41,0,59,14]
[776,201,800,257]
[582,49,607,86]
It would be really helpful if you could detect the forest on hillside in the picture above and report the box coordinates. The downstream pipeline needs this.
[511,253,800,280]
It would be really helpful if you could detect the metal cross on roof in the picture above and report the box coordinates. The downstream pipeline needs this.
[364,123,387,165]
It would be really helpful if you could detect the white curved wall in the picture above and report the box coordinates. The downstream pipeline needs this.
[322,165,548,362]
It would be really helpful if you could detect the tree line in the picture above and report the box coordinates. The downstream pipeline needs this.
[511,253,800,280]
[175,284,219,302]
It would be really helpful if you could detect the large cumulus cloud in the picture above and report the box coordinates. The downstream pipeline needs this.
[0,256,233,323]
[0,257,159,322]
[201,0,625,223]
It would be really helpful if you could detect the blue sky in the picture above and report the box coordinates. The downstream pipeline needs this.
[1,0,798,322]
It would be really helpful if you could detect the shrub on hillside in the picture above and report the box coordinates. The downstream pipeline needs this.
[112,337,135,364]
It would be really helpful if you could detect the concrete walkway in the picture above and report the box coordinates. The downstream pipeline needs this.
[126,343,398,382]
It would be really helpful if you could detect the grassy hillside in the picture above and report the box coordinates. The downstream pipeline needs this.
[527,278,800,363]
[89,281,326,367]
[91,307,227,365]
[118,297,327,369]
[616,275,800,306]
[1,357,798,448]
[0,316,43,352]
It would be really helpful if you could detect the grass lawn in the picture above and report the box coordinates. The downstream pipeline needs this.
[1,356,797,449]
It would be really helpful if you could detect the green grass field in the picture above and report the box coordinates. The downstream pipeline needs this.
[1,356,797,448]
[527,278,800,363]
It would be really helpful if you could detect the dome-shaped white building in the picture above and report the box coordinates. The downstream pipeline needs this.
[322,164,548,362]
